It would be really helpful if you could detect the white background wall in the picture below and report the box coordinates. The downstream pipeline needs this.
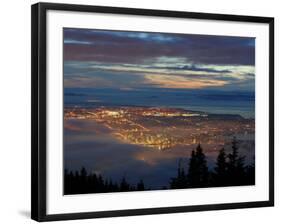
[0,0,279,223]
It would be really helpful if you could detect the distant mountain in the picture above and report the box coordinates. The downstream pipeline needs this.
[208,113,244,120]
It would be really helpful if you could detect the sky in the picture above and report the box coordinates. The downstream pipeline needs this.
[63,28,255,91]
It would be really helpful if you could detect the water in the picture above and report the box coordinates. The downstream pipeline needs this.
[64,88,255,118]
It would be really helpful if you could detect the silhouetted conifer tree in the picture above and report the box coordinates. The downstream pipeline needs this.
[187,144,209,187]
[170,159,188,188]
[137,179,145,191]
[245,163,255,185]
[228,137,239,169]
[227,137,246,185]
[187,150,197,186]
[213,148,228,186]
[120,177,130,192]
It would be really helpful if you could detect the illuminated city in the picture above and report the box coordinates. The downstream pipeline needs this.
[64,106,254,151]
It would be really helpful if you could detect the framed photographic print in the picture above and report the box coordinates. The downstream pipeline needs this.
[31,2,274,222]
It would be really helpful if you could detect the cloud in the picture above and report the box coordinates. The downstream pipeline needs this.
[64,59,254,91]
[144,74,228,89]
[158,64,231,73]
[63,28,255,91]
[64,28,255,65]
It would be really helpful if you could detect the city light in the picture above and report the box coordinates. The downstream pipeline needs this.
[64,107,254,151]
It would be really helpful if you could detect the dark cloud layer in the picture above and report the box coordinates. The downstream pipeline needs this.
[64,28,255,65]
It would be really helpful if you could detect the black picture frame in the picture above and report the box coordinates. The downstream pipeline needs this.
[31,2,274,222]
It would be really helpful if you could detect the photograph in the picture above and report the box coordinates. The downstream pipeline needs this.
[31,2,274,221]
[63,28,256,195]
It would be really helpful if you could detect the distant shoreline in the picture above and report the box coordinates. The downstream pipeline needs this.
[64,105,253,120]
[64,88,255,119]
